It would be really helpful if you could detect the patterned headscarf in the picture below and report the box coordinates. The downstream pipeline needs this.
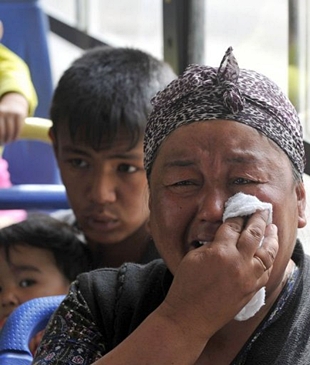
[144,47,305,176]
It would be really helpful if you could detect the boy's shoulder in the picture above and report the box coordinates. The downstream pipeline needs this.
[50,209,76,225]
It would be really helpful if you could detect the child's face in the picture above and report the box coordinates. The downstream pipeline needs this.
[0,245,70,328]
[51,125,150,249]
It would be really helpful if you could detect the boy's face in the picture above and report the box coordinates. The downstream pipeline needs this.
[0,245,70,328]
[51,125,150,250]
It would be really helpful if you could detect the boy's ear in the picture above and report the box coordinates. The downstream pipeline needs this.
[48,127,58,156]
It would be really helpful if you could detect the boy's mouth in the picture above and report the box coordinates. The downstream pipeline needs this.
[0,316,8,328]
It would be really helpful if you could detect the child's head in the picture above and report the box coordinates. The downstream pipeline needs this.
[50,46,176,150]
[49,47,176,261]
[0,214,91,327]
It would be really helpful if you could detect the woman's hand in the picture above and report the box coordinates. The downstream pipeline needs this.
[161,209,278,341]
[94,210,278,365]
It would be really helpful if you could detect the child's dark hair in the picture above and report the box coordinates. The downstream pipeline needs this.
[50,46,176,150]
[0,214,92,282]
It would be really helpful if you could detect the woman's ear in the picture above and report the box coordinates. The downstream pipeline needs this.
[147,194,153,235]
[148,193,152,211]
[296,182,307,228]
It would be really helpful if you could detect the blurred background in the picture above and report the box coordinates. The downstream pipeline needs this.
[41,0,309,140]
[1,0,310,245]
[41,0,310,245]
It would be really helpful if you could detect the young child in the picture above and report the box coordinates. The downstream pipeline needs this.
[0,213,91,353]
[0,21,38,227]
[50,46,176,268]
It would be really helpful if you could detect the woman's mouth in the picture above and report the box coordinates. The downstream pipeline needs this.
[192,240,211,248]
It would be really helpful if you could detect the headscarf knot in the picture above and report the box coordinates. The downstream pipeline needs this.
[217,46,244,114]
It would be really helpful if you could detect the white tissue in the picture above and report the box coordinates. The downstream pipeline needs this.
[223,192,272,225]
[223,192,272,321]
[234,287,266,321]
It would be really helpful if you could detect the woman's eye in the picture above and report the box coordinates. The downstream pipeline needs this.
[19,279,36,288]
[173,180,193,186]
[233,177,252,185]
[118,164,138,173]
[169,179,198,188]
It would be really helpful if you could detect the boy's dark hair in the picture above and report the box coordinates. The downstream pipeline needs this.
[50,46,176,149]
[0,214,92,282]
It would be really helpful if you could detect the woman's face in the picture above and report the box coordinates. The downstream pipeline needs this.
[148,120,306,294]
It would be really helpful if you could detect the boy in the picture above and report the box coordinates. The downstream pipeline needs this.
[50,46,176,268]
[0,213,91,331]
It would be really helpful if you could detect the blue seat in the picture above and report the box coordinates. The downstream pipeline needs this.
[0,184,69,210]
[0,295,65,365]
[0,0,54,120]
[2,118,61,186]
[2,141,61,185]
[0,117,69,211]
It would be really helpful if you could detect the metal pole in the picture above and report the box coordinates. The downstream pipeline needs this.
[187,0,205,65]
[76,0,88,32]
[288,0,300,110]
[163,0,205,74]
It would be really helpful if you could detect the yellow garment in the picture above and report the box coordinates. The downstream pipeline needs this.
[0,43,37,116]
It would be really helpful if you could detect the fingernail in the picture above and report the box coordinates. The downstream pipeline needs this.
[269,223,278,233]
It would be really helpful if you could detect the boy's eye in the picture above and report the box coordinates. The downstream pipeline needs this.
[19,279,36,288]
[70,159,88,168]
[118,164,138,173]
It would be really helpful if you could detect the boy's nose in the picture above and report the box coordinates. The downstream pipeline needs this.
[1,288,19,308]
[88,172,117,205]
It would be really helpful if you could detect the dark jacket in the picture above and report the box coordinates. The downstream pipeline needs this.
[33,241,310,364]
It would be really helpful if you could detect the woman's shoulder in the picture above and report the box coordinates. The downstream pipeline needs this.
[77,258,167,296]
[75,259,169,338]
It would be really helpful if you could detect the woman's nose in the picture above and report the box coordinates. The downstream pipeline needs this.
[196,189,227,222]
[88,171,117,205]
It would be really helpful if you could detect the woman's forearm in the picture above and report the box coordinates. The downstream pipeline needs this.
[93,303,211,365]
